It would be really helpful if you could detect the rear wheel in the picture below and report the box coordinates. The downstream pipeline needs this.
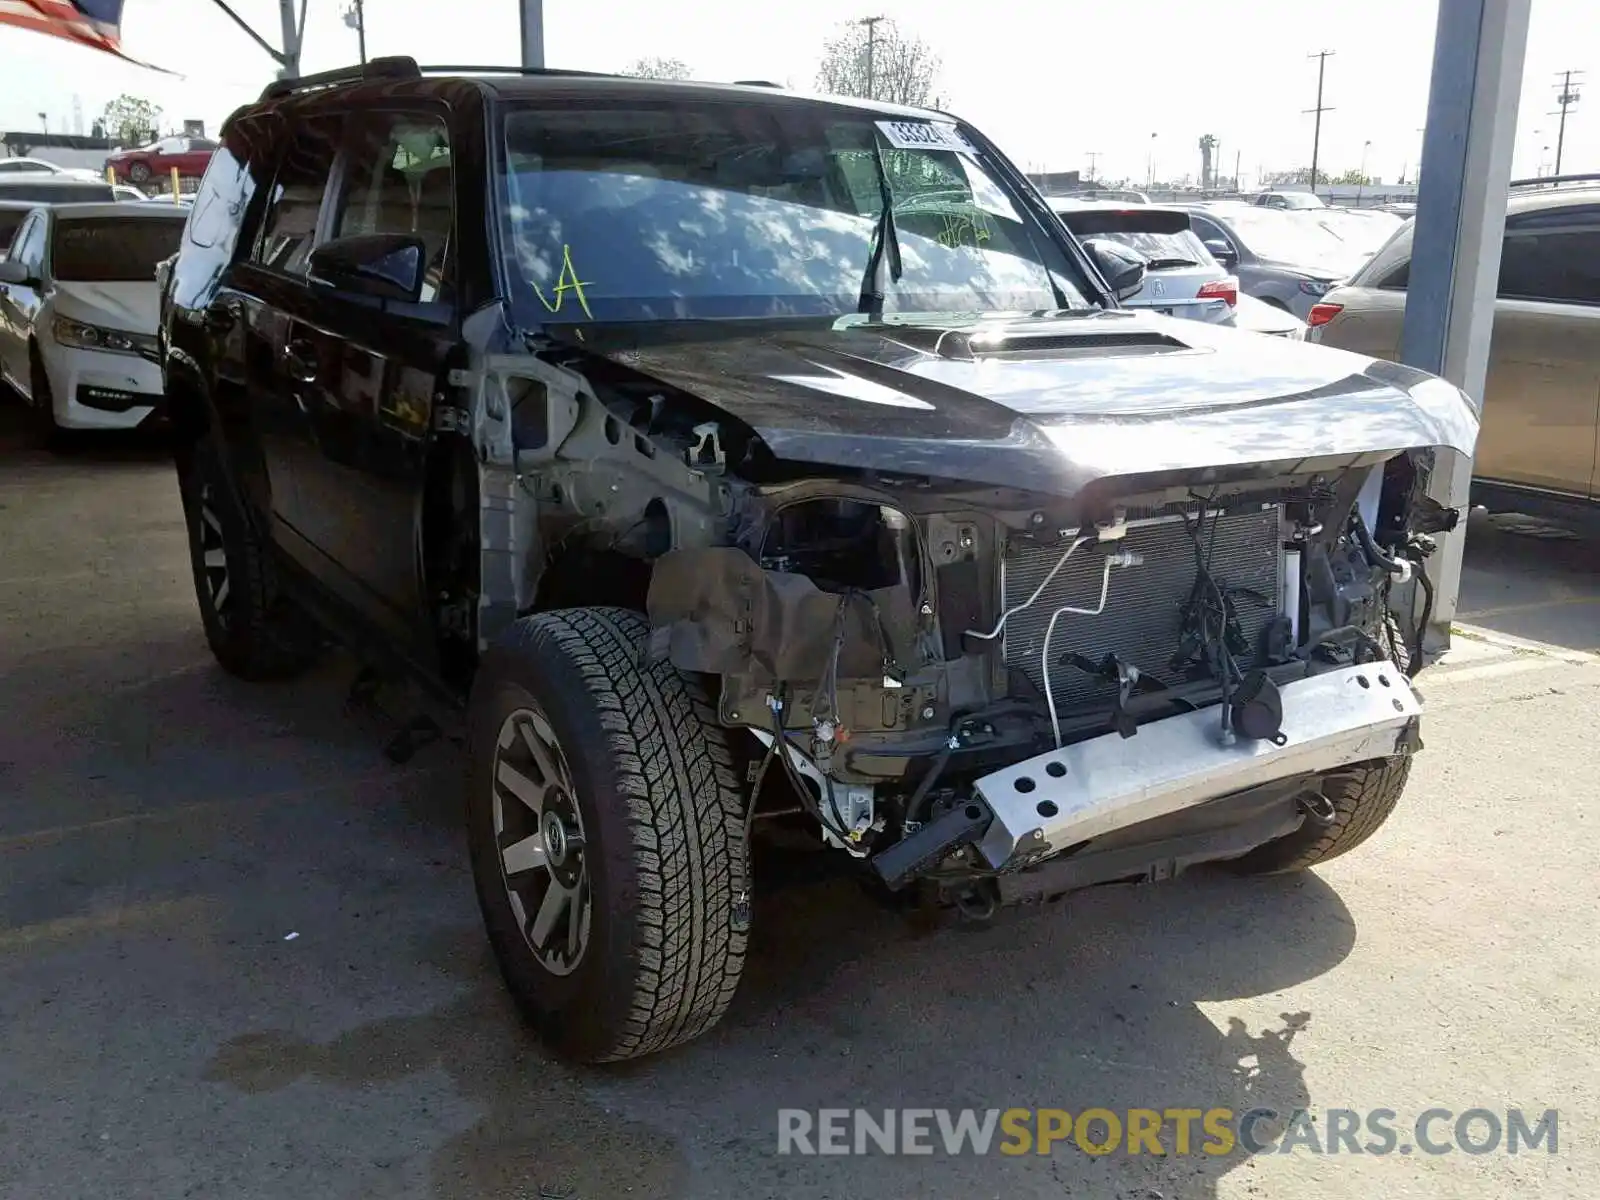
[1226,757,1412,875]
[127,161,151,184]
[177,433,320,680]
[467,607,749,1063]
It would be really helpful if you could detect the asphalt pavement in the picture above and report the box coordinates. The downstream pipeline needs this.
[2,413,1597,1200]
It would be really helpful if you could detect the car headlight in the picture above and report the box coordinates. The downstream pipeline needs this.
[1297,277,1336,297]
[51,316,157,357]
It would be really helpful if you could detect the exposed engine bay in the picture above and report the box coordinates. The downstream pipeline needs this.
[464,311,1473,913]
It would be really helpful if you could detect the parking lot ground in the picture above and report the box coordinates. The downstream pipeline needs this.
[2,416,1598,1200]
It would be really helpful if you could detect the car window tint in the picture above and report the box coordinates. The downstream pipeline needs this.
[1498,223,1600,304]
[1379,260,1409,289]
[0,208,28,252]
[253,114,342,276]
[333,112,453,303]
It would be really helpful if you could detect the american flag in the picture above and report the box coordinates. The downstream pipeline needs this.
[0,0,125,56]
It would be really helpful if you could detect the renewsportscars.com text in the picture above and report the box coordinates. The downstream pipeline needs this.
[777,1107,1558,1157]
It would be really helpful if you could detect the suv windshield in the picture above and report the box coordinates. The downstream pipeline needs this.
[497,103,1092,324]
[53,216,184,282]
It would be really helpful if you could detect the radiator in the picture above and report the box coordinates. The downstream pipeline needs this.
[1001,506,1283,710]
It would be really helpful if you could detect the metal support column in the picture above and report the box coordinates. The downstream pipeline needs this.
[277,0,302,79]
[520,0,544,69]
[1399,0,1530,653]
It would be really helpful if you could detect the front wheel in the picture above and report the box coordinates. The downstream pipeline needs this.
[466,607,749,1063]
[127,161,151,184]
[1226,757,1412,875]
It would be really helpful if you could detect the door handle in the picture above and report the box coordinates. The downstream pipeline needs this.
[283,338,318,383]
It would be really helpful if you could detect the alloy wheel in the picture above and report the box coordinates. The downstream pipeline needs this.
[197,482,231,625]
[491,706,592,977]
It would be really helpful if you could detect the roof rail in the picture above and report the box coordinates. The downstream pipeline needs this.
[414,64,615,79]
[1509,172,1600,189]
[259,55,420,102]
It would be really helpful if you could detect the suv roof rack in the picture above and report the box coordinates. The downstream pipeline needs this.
[259,55,421,101]
[1509,172,1600,189]
[414,64,615,79]
[733,79,782,88]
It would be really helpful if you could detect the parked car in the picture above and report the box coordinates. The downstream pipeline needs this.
[1254,190,1326,210]
[0,202,186,443]
[1181,203,1367,320]
[1312,182,1600,518]
[0,176,116,204]
[0,156,105,182]
[1050,201,1237,324]
[161,57,1474,1065]
[106,135,217,185]
[1314,207,1406,259]
[1234,291,1307,339]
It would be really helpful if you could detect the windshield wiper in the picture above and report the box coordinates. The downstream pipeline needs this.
[856,137,903,318]
[1142,257,1202,270]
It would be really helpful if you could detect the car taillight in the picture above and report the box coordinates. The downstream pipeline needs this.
[1307,302,1344,328]
[1196,277,1238,307]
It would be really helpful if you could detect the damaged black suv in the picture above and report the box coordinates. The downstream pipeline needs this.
[160,58,1477,1063]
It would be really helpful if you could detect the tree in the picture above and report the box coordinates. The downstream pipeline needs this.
[102,94,161,147]
[621,56,691,81]
[815,19,939,107]
[1333,167,1374,186]
[1267,167,1329,187]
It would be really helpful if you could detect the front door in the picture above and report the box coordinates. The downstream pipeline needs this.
[1477,207,1600,498]
[0,212,47,390]
[279,107,461,658]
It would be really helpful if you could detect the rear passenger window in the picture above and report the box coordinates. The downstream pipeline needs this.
[1498,226,1600,304]
[334,112,453,303]
[1378,260,1409,289]
[253,115,342,276]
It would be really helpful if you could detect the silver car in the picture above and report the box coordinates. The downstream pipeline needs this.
[1181,202,1368,321]
[1052,201,1237,325]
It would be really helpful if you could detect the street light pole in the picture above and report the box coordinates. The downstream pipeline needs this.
[1358,139,1371,205]
[859,16,885,100]
[343,0,366,64]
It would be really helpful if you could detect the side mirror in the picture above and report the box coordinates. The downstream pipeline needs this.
[1204,238,1239,269]
[0,259,38,287]
[308,233,426,303]
[1083,238,1148,301]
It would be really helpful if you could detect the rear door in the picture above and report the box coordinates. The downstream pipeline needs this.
[1477,206,1600,497]
[281,105,461,655]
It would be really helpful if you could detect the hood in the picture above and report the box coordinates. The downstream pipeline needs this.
[50,281,160,334]
[572,310,1478,499]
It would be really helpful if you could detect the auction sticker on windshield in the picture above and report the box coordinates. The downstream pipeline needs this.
[876,120,975,153]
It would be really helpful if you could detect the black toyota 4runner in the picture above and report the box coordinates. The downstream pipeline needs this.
[160,58,1476,1063]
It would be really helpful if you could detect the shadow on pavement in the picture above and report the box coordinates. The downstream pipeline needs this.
[1457,511,1600,654]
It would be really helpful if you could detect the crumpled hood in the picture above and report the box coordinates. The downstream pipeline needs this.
[50,281,159,334]
[576,309,1478,498]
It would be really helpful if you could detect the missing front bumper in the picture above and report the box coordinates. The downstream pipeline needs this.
[975,663,1422,868]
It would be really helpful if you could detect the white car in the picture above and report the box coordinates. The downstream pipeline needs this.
[0,202,186,442]
[1051,200,1239,325]
[0,156,106,183]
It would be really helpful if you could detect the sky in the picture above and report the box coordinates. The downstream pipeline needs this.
[1,0,1594,189]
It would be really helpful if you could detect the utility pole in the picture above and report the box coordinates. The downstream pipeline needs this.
[1551,69,1584,175]
[520,0,544,69]
[1305,49,1335,196]
[1234,150,1242,191]
[858,15,885,100]
[1085,150,1099,181]
[343,0,366,64]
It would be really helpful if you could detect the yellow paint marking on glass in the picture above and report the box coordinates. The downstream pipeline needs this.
[531,245,595,319]
[937,210,992,250]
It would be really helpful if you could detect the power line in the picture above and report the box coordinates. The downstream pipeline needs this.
[1305,50,1335,195]
[1551,69,1584,176]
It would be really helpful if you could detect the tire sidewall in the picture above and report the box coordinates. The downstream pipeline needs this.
[178,436,242,658]
[466,635,648,1060]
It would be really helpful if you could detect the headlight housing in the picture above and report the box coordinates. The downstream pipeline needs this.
[51,315,157,357]
[1297,277,1336,297]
